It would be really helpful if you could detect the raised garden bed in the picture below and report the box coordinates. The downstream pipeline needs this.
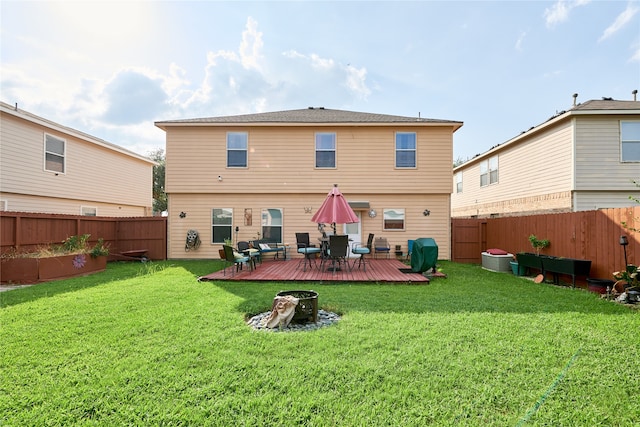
[1,254,107,284]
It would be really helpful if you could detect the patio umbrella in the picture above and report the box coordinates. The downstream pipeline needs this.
[311,184,359,233]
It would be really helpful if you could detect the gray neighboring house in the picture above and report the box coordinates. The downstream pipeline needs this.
[452,97,640,218]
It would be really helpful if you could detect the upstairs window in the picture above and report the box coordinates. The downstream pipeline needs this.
[396,132,416,168]
[44,134,65,173]
[227,132,247,167]
[315,133,336,168]
[480,156,498,186]
[455,172,463,193]
[621,121,640,162]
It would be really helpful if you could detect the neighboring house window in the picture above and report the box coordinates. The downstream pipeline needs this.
[455,172,463,193]
[621,121,640,162]
[383,209,405,230]
[212,208,233,243]
[261,208,283,243]
[480,156,498,186]
[395,132,416,168]
[227,132,247,167]
[315,133,336,168]
[81,206,97,216]
[44,133,65,173]
[0,200,6,211]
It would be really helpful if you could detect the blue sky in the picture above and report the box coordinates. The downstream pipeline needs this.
[2,0,639,161]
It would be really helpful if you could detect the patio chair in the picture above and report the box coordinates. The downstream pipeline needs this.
[252,239,287,261]
[351,233,374,271]
[374,237,391,259]
[295,232,321,272]
[406,239,415,261]
[322,234,351,275]
[237,240,260,269]
[222,245,251,277]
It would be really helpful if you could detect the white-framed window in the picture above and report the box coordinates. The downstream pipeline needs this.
[261,208,283,243]
[0,200,7,211]
[212,208,233,243]
[81,206,97,216]
[395,132,416,168]
[315,133,336,168]
[455,172,463,193]
[227,132,247,168]
[44,133,65,173]
[480,156,498,186]
[621,121,640,162]
[383,208,405,230]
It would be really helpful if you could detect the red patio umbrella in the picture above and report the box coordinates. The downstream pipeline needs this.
[311,184,359,233]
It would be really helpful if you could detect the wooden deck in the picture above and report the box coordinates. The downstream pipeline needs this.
[198,258,430,283]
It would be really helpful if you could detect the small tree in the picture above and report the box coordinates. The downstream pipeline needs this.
[528,234,550,256]
[148,148,167,215]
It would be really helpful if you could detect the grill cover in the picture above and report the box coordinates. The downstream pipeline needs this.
[411,238,438,273]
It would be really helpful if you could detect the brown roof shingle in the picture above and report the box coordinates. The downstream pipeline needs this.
[156,107,462,126]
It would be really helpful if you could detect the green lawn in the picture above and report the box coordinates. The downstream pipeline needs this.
[1,260,638,426]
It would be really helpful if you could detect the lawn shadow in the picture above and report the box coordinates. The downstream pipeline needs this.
[208,263,634,316]
[0,261,154,308]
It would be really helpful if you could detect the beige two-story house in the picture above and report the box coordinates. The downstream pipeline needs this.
[452,98,640,218]
[0,101,155,216]
[155,107,463,259]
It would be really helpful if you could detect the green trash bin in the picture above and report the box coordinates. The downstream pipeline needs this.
[411,238,438,273]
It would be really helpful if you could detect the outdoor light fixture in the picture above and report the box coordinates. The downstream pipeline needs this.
[423,209,431,216]
[368,209,377,218]
[620,235,629,267]
[179,211,187,218]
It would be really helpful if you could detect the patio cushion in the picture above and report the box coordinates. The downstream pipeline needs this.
[352,247,370,254]
[486,248,508,255]
[298,247,321,254]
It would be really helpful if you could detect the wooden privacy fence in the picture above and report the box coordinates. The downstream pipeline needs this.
[451,206,639,281]
[0,212,167,261]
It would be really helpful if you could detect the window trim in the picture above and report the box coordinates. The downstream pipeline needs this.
[81,206,97,216]
[315,132,336,169]
[455,172,463,193]
[395,132,417,169]
[226,132,248,168]
[44,133,66,174]
[480,155,499,187]
[261,208,284,243]
[383,208,405,231]
[212,208,233,244]
[621,121,640,162]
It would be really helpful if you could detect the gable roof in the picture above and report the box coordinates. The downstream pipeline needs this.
[155,107,463,130]
[454,98,640,170]
[0,101,155,165]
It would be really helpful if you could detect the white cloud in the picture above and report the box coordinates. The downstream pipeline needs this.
[599,3,639,42]
[544,0,591,28]
[239,17,264,71]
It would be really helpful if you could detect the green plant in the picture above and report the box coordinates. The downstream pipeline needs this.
[613,264,639,288]
[60,234,90,253]
[224,238,233,246]
[528,234,550,255]
[89,238,110,257]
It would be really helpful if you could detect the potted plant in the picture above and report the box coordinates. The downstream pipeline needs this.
[528,234,550,256]
[613,264,640,303]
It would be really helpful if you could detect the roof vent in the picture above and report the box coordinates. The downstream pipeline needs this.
[308,106,314,109]
[633,89,637,101]
[572,93,578,106]
[602,97,613,101]
[319,107,325,109]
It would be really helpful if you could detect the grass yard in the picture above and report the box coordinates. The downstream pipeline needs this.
[1,260,638,426]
